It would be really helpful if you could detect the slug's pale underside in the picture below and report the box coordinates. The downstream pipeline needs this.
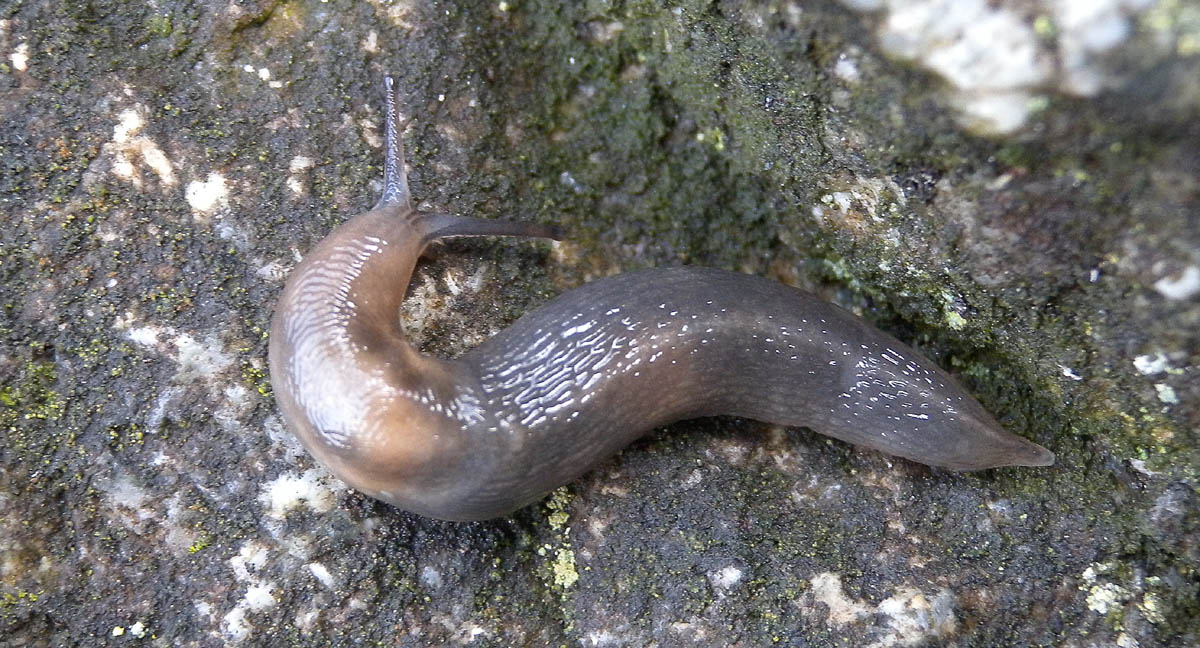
[268,77,1054,521]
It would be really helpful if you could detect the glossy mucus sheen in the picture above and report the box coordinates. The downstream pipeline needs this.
[268,77,1055,521]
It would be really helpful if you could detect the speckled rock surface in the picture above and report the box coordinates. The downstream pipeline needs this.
[1,0,1197,646]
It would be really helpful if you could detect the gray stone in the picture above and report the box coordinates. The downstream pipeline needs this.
[1,0,1197,645]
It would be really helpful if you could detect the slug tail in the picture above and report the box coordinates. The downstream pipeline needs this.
[377,75,413,211]
[997,438,1055,468]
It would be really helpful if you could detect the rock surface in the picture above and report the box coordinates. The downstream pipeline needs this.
[1,0,1197,646]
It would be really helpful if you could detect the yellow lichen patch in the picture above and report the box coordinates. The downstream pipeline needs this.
[546,487,573,531]
[539,487,580,591]
[552,547,579,589]
[1140,592,1165,624]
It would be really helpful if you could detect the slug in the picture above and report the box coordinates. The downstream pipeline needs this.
[268,77,1054,521]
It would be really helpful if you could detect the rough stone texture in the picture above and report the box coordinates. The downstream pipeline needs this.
[1,0,1197,646]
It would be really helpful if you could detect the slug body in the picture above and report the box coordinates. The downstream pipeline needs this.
[268,77,1054,521]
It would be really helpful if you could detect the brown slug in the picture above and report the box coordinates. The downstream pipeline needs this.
[268,76,1054,521]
